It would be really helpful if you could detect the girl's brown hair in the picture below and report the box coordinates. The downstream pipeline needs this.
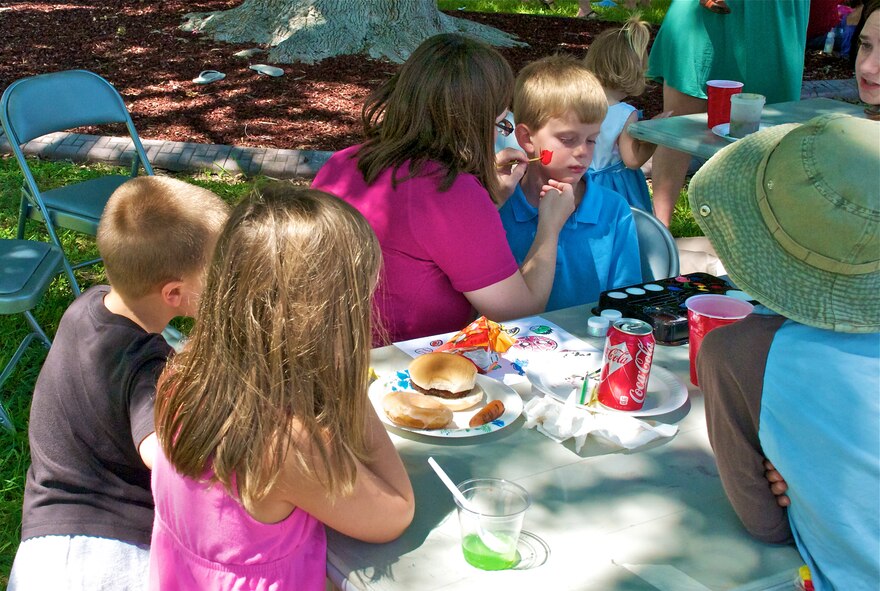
[357,33,514,204]
[584,15,652,97]
[155,184,382,512]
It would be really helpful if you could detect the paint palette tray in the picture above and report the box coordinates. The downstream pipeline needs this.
[592,273,750,345]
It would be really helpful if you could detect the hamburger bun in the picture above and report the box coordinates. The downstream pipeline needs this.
[408,352,482,411]
[382,391,453,430]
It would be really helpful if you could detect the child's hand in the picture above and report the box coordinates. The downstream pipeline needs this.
[763,459,790,508]
[537,179,575,231]
[652,110,674,120]
[495,148,529,205]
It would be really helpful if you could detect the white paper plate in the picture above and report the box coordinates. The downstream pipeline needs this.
[523,350,603,403]
[525,351,688,417]
[369,372,523,438]
[711,122,772,142]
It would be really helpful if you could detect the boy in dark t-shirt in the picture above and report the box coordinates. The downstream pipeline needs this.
[8,177,229,591]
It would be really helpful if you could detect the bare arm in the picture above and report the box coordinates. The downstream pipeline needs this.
[138,432,158,470]
[265,406,415,544]
[618,110,672,169]
[464,180,575,320]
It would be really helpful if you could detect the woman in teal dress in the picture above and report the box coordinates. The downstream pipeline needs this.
[645,0,809,227]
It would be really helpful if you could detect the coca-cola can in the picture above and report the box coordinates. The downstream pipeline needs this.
[597,318,655,411]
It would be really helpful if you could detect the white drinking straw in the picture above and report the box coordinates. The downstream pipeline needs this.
[427,457,508,552]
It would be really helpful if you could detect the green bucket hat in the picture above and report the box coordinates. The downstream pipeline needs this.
[689,114,880,333]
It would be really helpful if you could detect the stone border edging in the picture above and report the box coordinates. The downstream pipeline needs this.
[0,132,333,180]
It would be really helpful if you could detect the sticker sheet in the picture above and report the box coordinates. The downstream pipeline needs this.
[393,315,601,384]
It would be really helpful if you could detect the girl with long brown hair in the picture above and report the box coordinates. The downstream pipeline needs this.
[149,185,414,590]
[313,33,575,344]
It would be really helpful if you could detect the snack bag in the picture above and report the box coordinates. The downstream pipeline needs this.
[435,316,515,372]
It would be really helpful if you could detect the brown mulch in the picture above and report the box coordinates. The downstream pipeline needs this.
[0,1,856,152]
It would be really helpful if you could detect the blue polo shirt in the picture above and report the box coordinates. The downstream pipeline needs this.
[499,180,641,311]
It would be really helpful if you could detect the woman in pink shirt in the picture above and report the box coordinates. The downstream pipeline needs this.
[149,186,415,590]
[313,33,574,344]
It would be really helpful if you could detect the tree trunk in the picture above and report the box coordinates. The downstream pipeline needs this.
[181,0,527,64]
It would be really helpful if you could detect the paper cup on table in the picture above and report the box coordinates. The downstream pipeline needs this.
[729,93,766,138]
[455,478,530,570]
[685,294,754,386]
[706,80,744,129]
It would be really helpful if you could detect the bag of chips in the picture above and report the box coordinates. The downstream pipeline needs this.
[434,316,515,372]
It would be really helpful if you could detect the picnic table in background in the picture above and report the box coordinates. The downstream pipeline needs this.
[627,97,867,160]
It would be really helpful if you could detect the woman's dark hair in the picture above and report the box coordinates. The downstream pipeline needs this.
[356,34,514,204]
[851,0,879,63]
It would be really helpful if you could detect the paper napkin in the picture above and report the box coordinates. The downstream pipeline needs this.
[522,391,678,451]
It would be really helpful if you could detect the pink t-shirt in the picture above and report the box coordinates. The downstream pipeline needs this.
[313,146,519,343]
[150,448,326,591]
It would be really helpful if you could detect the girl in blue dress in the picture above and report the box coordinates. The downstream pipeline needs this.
[584,16,670,213]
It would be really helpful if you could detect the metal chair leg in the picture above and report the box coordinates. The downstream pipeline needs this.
[0,404,13,433]
[0,314,52,433]
[0,332,42,434]
[23,310,52,348]
[17,194,28,240]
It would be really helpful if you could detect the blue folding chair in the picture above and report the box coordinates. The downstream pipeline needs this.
[0,240,64,432]
[0,69,154,296]
[631,206,680,282]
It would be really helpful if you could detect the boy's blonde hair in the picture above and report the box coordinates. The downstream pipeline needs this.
[358,33,514,204]
[97,176,229,299]
[156,185,382,512]
[513,54,607,130]
[584,15,651,97]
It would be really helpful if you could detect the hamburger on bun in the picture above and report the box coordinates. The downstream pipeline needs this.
[408,352,482,411]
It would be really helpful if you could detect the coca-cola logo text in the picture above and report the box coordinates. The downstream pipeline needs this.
[605,343,632,367]
[629,340,655,403]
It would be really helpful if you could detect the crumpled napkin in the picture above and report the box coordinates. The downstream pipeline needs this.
[522,391,678,451]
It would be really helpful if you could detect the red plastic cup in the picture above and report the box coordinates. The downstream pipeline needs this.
[706,80,744,129]
[685,294,754,386]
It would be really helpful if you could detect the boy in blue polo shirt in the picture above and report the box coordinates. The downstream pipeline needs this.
[499,54,641,311]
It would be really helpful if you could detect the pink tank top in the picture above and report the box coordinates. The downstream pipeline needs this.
[150,448,326,590]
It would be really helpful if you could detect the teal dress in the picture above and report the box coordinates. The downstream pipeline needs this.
[647,0,809,104]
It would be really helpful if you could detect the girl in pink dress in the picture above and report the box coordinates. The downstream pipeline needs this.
[149,185,415,591]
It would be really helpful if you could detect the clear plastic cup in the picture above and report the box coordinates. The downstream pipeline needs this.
[455,478,530,570]
[729,93,766,138]
[685,294,754,386]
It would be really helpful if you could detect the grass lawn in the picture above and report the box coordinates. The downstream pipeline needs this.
[437,0,672,24]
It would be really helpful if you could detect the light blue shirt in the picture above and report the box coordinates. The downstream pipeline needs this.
[760,321,880,591]
[498,180,641,311]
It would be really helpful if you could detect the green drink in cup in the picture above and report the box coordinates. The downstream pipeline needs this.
[455,478,531,570]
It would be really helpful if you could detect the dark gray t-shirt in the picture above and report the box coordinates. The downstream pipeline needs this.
[22,285,172,546]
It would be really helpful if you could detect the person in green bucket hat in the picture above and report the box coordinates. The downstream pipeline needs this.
[690,113,879,591]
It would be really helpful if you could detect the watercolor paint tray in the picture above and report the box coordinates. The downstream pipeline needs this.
[591,273,751,345]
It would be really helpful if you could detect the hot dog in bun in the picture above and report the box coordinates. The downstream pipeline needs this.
[408,352,482,411]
